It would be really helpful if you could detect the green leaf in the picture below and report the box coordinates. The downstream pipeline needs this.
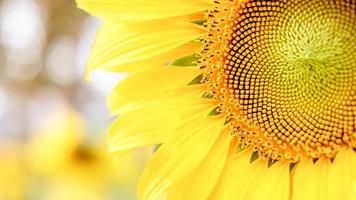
[171,54,199,66]
[250,151,260,163]
[188,74,203,85]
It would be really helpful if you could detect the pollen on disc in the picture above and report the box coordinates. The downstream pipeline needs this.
[204,0,356,160]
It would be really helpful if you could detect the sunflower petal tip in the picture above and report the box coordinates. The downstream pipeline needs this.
[84,75,91,82]
[84,66,94,82]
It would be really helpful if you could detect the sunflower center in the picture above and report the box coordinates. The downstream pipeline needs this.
[73,146,97,164]
[201,0,356,161]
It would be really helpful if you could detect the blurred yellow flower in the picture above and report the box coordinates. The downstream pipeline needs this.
[0,144,27,200]
[27,108,150,200]
[77,0,356,200]
[28,109,84,176]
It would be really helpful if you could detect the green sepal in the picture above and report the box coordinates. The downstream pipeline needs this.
[192,37,203,44]
[171,54,199,66]
[330,157,335,163]
[289,163,297,173]
[208,106,221,116]
[192,19,207,26]
[250,151,259,163]
[224,119,231,125]
[201,92,214,99]
[268,158,278,168]
[236,143,245,153]
[188,74,203,85]
[154,144,162,152]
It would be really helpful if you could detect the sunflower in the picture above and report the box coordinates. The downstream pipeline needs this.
[76,0,356,199]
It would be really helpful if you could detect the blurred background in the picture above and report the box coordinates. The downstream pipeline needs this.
[0,0,150,199]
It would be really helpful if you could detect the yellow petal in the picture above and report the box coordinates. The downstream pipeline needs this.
[76,0,212,21]
[108,42,200,74]
[167,129,232,200]
[326,149,355,200]
[292,149,356,200]
[292,158,330,200]
[211,149,290,200]
[108,97,218,153]
[138,116,225,200]
[111,84,208,115]
[108,66,201,114]
[249,161,290,200]
[86,19,204,80]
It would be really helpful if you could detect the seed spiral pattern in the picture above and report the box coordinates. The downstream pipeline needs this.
[201,0,356,161]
